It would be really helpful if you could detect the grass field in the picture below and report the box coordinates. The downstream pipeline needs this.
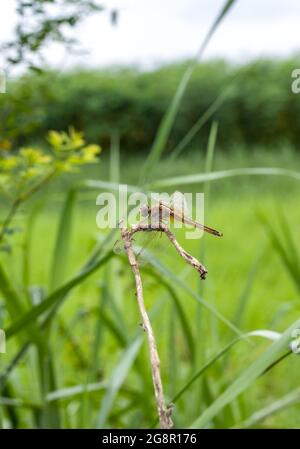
[1,146,300,428]
[2,0,300,431]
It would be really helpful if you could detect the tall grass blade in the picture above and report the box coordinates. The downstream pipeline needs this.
[204,121,218,182]
[5,251,114,339]
[0,344,30,391]
[47,381,107,402]
[110,131,120,183]
[83,180,139,193]
[148,167,300,189]
[195,121,219,408]
[277,209,300,269]
[0,264,24,317]
[144,267,196,362]
[22,202,42,294]
[170,330,280,407]
[258,212,300,293]
[97,298,165,427]
[50,188,77,291]
[141,0,237,179]
[143,251,242,336]
[0,265,45,348]
[190,320,300,428]
[232,245,265,327]
[235,386,300,428]
[171,94,226,161]
[38,349,61,428]
[97,336,143,428]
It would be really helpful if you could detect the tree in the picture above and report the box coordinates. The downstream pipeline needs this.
[1,0,105,70]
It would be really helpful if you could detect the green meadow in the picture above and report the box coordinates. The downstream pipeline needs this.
[1,0,300,428]
[1,146,300,428]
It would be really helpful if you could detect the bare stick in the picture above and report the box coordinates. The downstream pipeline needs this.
[121,226,173,429]
[131,223,208,279]
[120,221,208,428]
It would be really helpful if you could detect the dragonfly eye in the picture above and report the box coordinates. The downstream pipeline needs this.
[140,205,149,218]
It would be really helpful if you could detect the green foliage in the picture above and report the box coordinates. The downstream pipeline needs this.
[1,57,300,153]
[0,128,100,195]
[0,148,299,427]
[0,128,101,250]
[0,0,300,427]
[2,0,104,69]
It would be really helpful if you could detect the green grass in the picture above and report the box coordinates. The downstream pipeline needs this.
[1,147,300,428]
[1,1,300,427]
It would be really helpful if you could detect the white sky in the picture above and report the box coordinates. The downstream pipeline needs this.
[1,0,300,70]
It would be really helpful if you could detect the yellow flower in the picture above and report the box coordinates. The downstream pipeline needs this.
[54,160,78,173]
[69,127,85,149]
[67,154,84,165]
[66,145,101,166]
[0,156,19,171]
[21,167,39,179]
[47,130,65,150]
[20,148,52,165]
[81,144,101,162]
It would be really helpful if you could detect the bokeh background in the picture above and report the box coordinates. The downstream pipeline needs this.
[0,0,300,429]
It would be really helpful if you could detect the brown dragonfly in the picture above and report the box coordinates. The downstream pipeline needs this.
[113,191,222,261]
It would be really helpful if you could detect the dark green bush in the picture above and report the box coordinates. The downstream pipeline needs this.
[1,57,300,153]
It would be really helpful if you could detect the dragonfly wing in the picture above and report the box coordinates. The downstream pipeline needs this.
[113,239,125,255]
[165,199,223,236]
[133,231,159,262]
[113,232,158,260]
[171,191,189,216]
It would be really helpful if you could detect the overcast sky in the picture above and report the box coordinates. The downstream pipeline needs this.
[1,0,300,70]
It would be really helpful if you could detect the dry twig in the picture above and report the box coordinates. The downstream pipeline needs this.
[120,221,208,429]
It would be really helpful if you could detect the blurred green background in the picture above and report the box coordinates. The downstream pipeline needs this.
[0,0,300,429]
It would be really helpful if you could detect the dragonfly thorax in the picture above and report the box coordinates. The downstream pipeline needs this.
[140,204,150,218]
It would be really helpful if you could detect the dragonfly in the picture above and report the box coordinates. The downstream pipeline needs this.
[140,192,223,237]
[113,191,222,263]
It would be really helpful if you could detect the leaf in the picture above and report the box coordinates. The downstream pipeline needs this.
[38,348,61,428]
[0,344,30,391]
[83,180,139,193]
[143,250,242,337]
[258,212,300,293]
[5,251,114,339]
[46,382,107,403]
[148,167,300,189]
[97,298,166,427]
[170,331,281,405]
[151,330,281,427]
[0,264,46,348]
[0,264,24,317]
[97,335,143,428]
[22,201,42,292]
[232,244,265,327]
[141,0,237,179]
[109,131,120,183]
[50,188,77,291]
[170,92,227,161]
[236,385,300,428]
[190,320,300,428]
[144,267,195,363]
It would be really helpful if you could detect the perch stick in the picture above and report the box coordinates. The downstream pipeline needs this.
[121,221,208,428]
